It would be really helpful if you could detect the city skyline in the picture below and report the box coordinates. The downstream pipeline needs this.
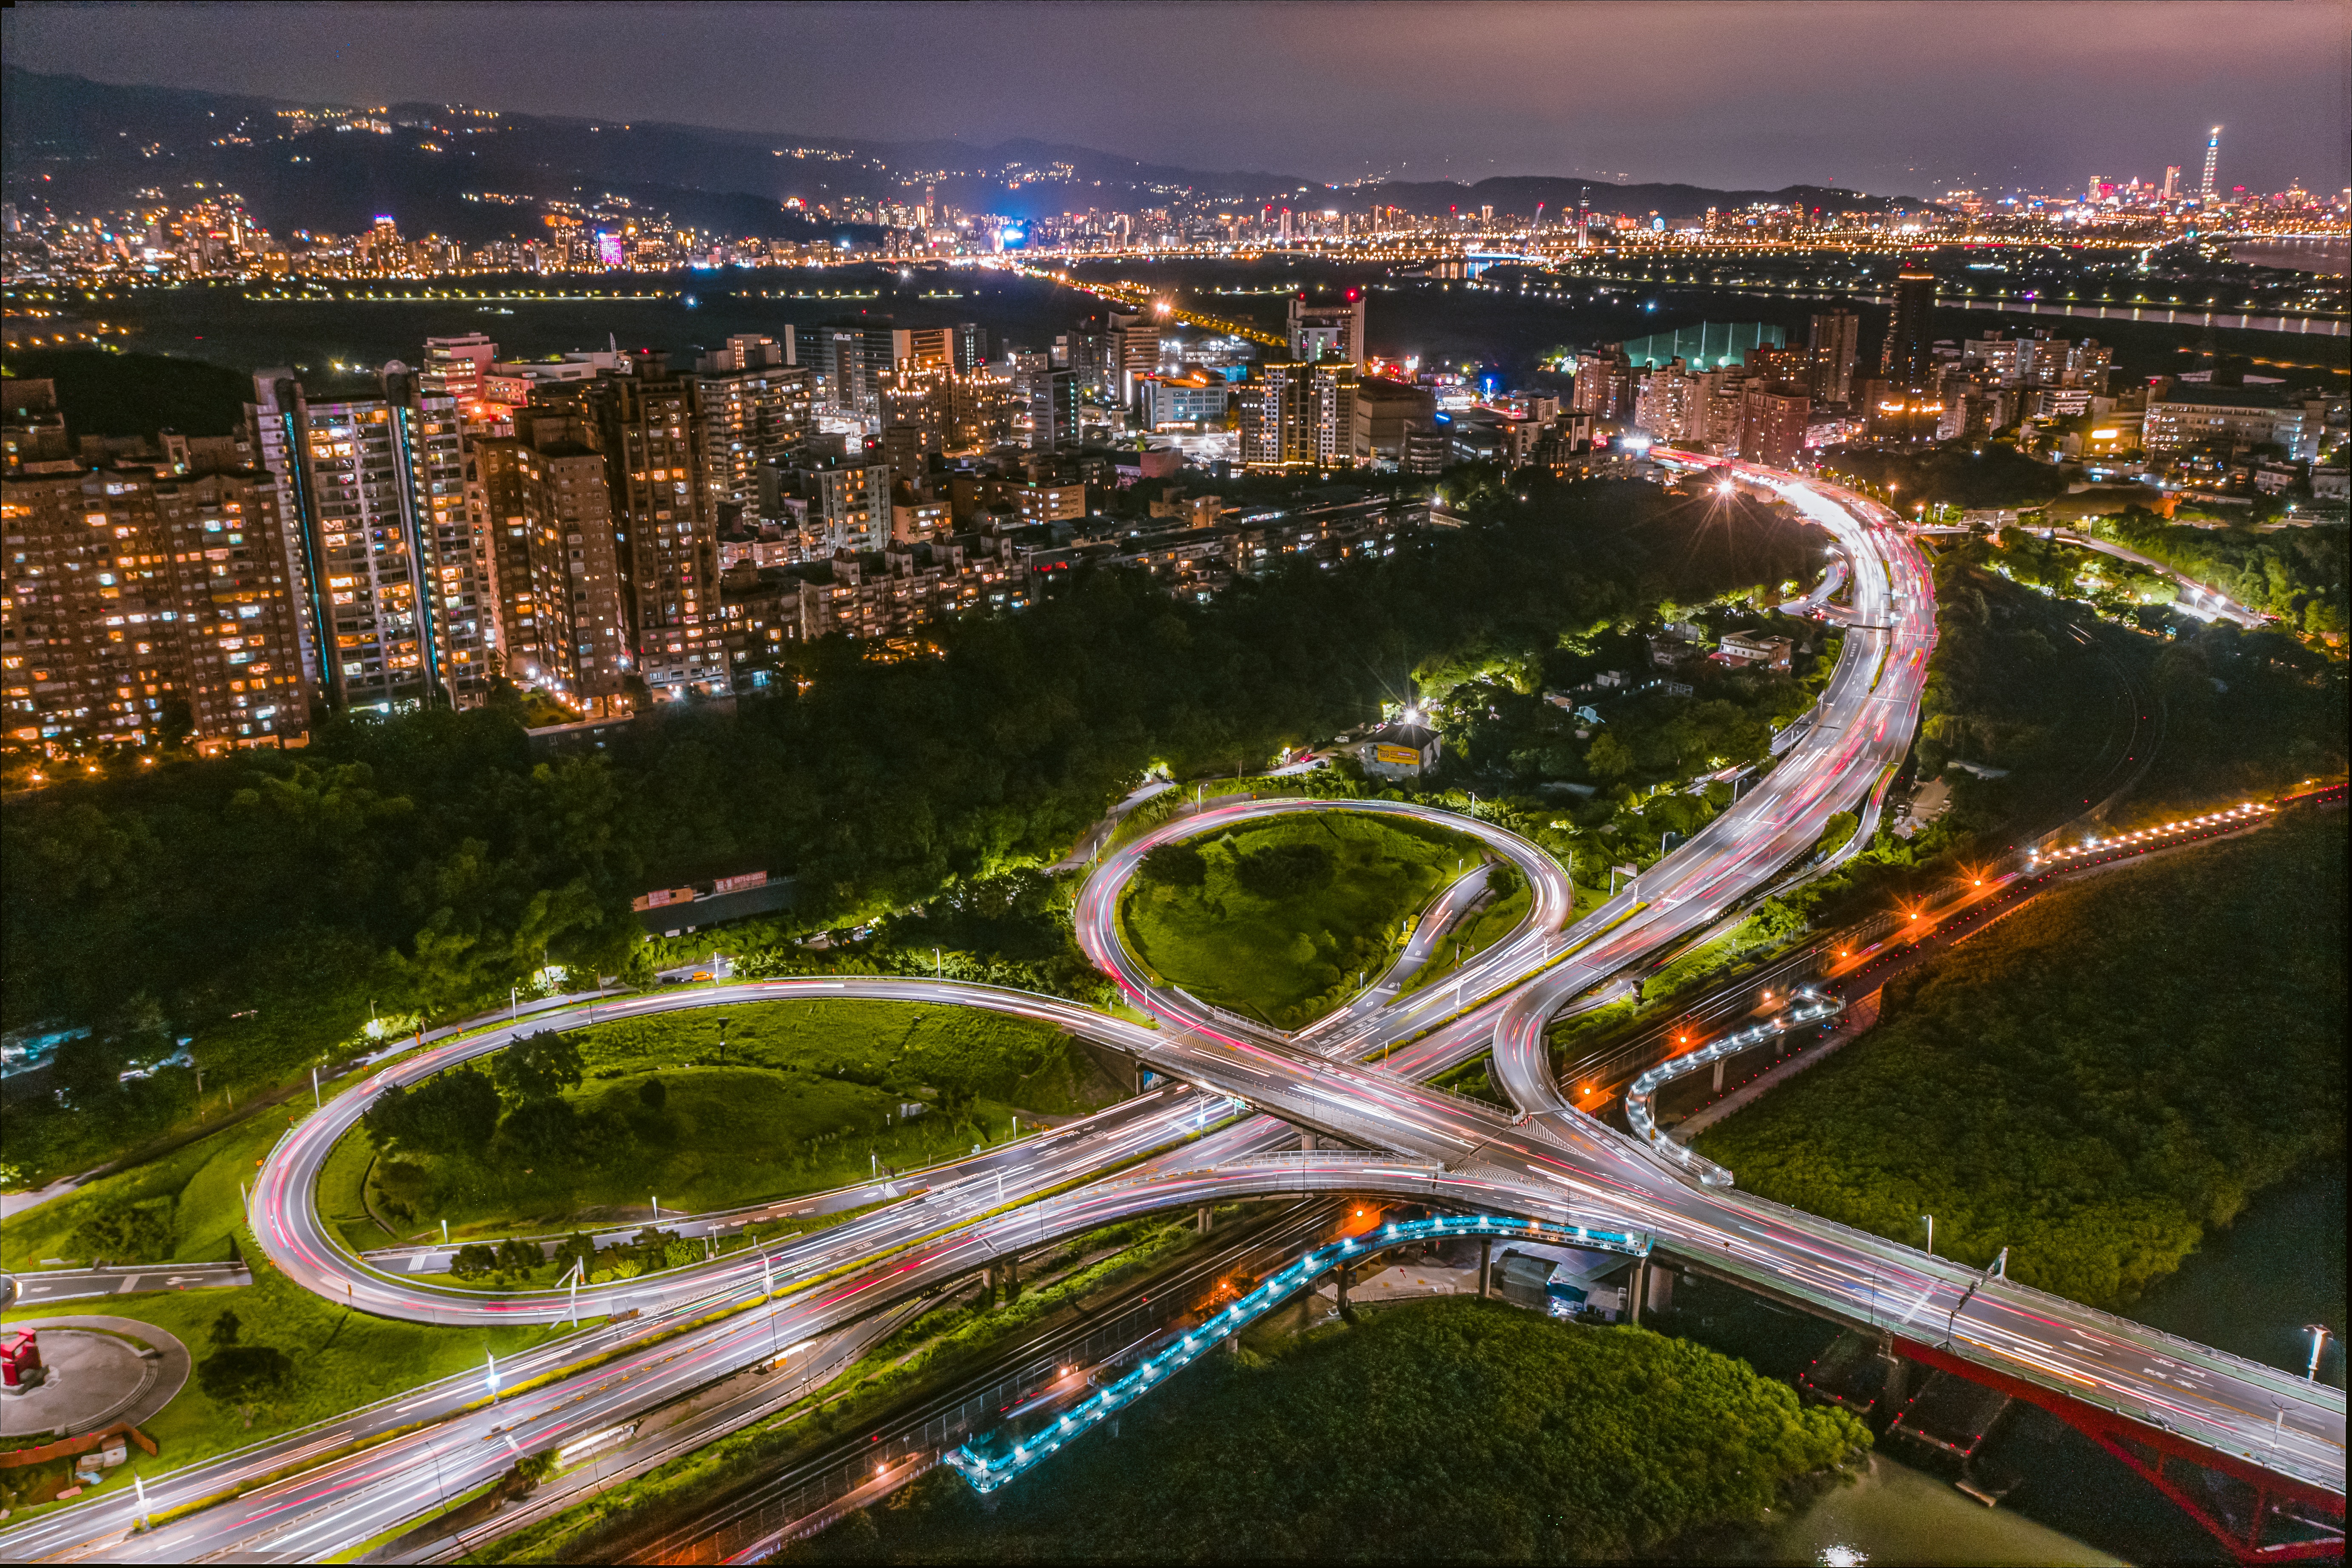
[4,1,2347,198]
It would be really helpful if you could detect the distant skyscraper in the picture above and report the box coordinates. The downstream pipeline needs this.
[2162,165,2181,202]
[1807,309,1861,406]
[1287,291,1366,366]
[952,321,989,373]
[2199,126,2221,204]
[1880,269,1937,390]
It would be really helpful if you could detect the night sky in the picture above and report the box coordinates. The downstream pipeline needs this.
[6,1,2347,198]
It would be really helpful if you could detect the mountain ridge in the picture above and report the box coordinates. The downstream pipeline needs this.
[2,65,1925,240]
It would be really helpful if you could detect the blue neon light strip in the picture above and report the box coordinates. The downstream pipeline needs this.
[945,1212,1647,1494]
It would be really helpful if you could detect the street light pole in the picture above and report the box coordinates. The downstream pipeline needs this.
[1920,1214,1934,1256]
[2305,1323,2333,1382]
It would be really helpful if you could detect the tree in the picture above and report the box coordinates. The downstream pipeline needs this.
[1138,842,1207,888]
[636,1076,667,1112]
[50,1033,124,1110]
[492,1029,585,1105]
[209,1309,241,1348]
[498,1096,581,1162]
[1232,842,1334,899]
[495,1238,543,1274]
[68,1196,173,1264]
[450,1243,499,1279]
[1586,733,1635,780]
[198,1344,292,1405]
[366,1067,503,1156]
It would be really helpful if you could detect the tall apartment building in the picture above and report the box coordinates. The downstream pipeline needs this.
[249,364,494,712]
[577,355,731,699]
[1881,268,1938,390]
[689,335,813,526]
[1738,384,1813,469]
[952,321,990,373]
[3,463,310,751]
[800,323,950,419]
[776,456,894,555]
[472,411,631,712]
[1310,364,1357,468]
[1239,363,1306,471]
[1027,367,1080,451]
[1287,290,1367,366]
[1633,359,1698,440]
[1806,310,1860,407]
[1239,362,1355,471]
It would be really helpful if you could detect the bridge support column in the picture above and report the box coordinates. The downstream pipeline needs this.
[1876,1335,1909,1426]
[1712,1059,1726,1093]
[1299,1130,1316,1151]
[1195,1207,1213,1234]
[1627,1258,1645,1326]
[1478,1238,1492,1300]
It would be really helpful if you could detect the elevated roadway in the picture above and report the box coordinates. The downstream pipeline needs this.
[6,453,2337,1563]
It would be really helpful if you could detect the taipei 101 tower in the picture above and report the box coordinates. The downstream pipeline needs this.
[2198,125,2222,203]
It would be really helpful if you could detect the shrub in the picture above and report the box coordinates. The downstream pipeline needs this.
[1231,841,1334,899]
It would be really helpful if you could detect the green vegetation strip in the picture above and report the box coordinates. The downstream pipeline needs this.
[472,1212,1225,1564]
[788,1298,1866,1563]
[1121,811,1487,1029]
[1699,811,2346,1309]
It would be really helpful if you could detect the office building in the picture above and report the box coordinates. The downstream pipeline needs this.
[2144,384,2319,461]
[1109,311,1163,408]
[1288,290,1367,366]
[249,364,493,712]
[1806,310,1860,405]
[1139,373,1232,432]
[3,461,310,751]
[1351,378,1438,467]
[1881,268,1937,389]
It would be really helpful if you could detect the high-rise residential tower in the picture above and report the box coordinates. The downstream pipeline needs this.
[1880,270,1937,390]
[249,364,493,712]
[472,410,631,713]
[1807,309,1861,406]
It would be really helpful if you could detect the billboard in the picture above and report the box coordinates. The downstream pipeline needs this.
[1375,744,1422,767]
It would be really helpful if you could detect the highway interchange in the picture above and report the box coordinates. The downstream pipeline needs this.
[0,455,2339,1562]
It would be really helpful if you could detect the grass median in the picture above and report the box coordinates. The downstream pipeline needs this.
[1119,811,1488,1030]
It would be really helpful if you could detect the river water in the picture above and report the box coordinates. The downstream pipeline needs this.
[2131,1160,2347,1389]
[1747,1453,2123,1566]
